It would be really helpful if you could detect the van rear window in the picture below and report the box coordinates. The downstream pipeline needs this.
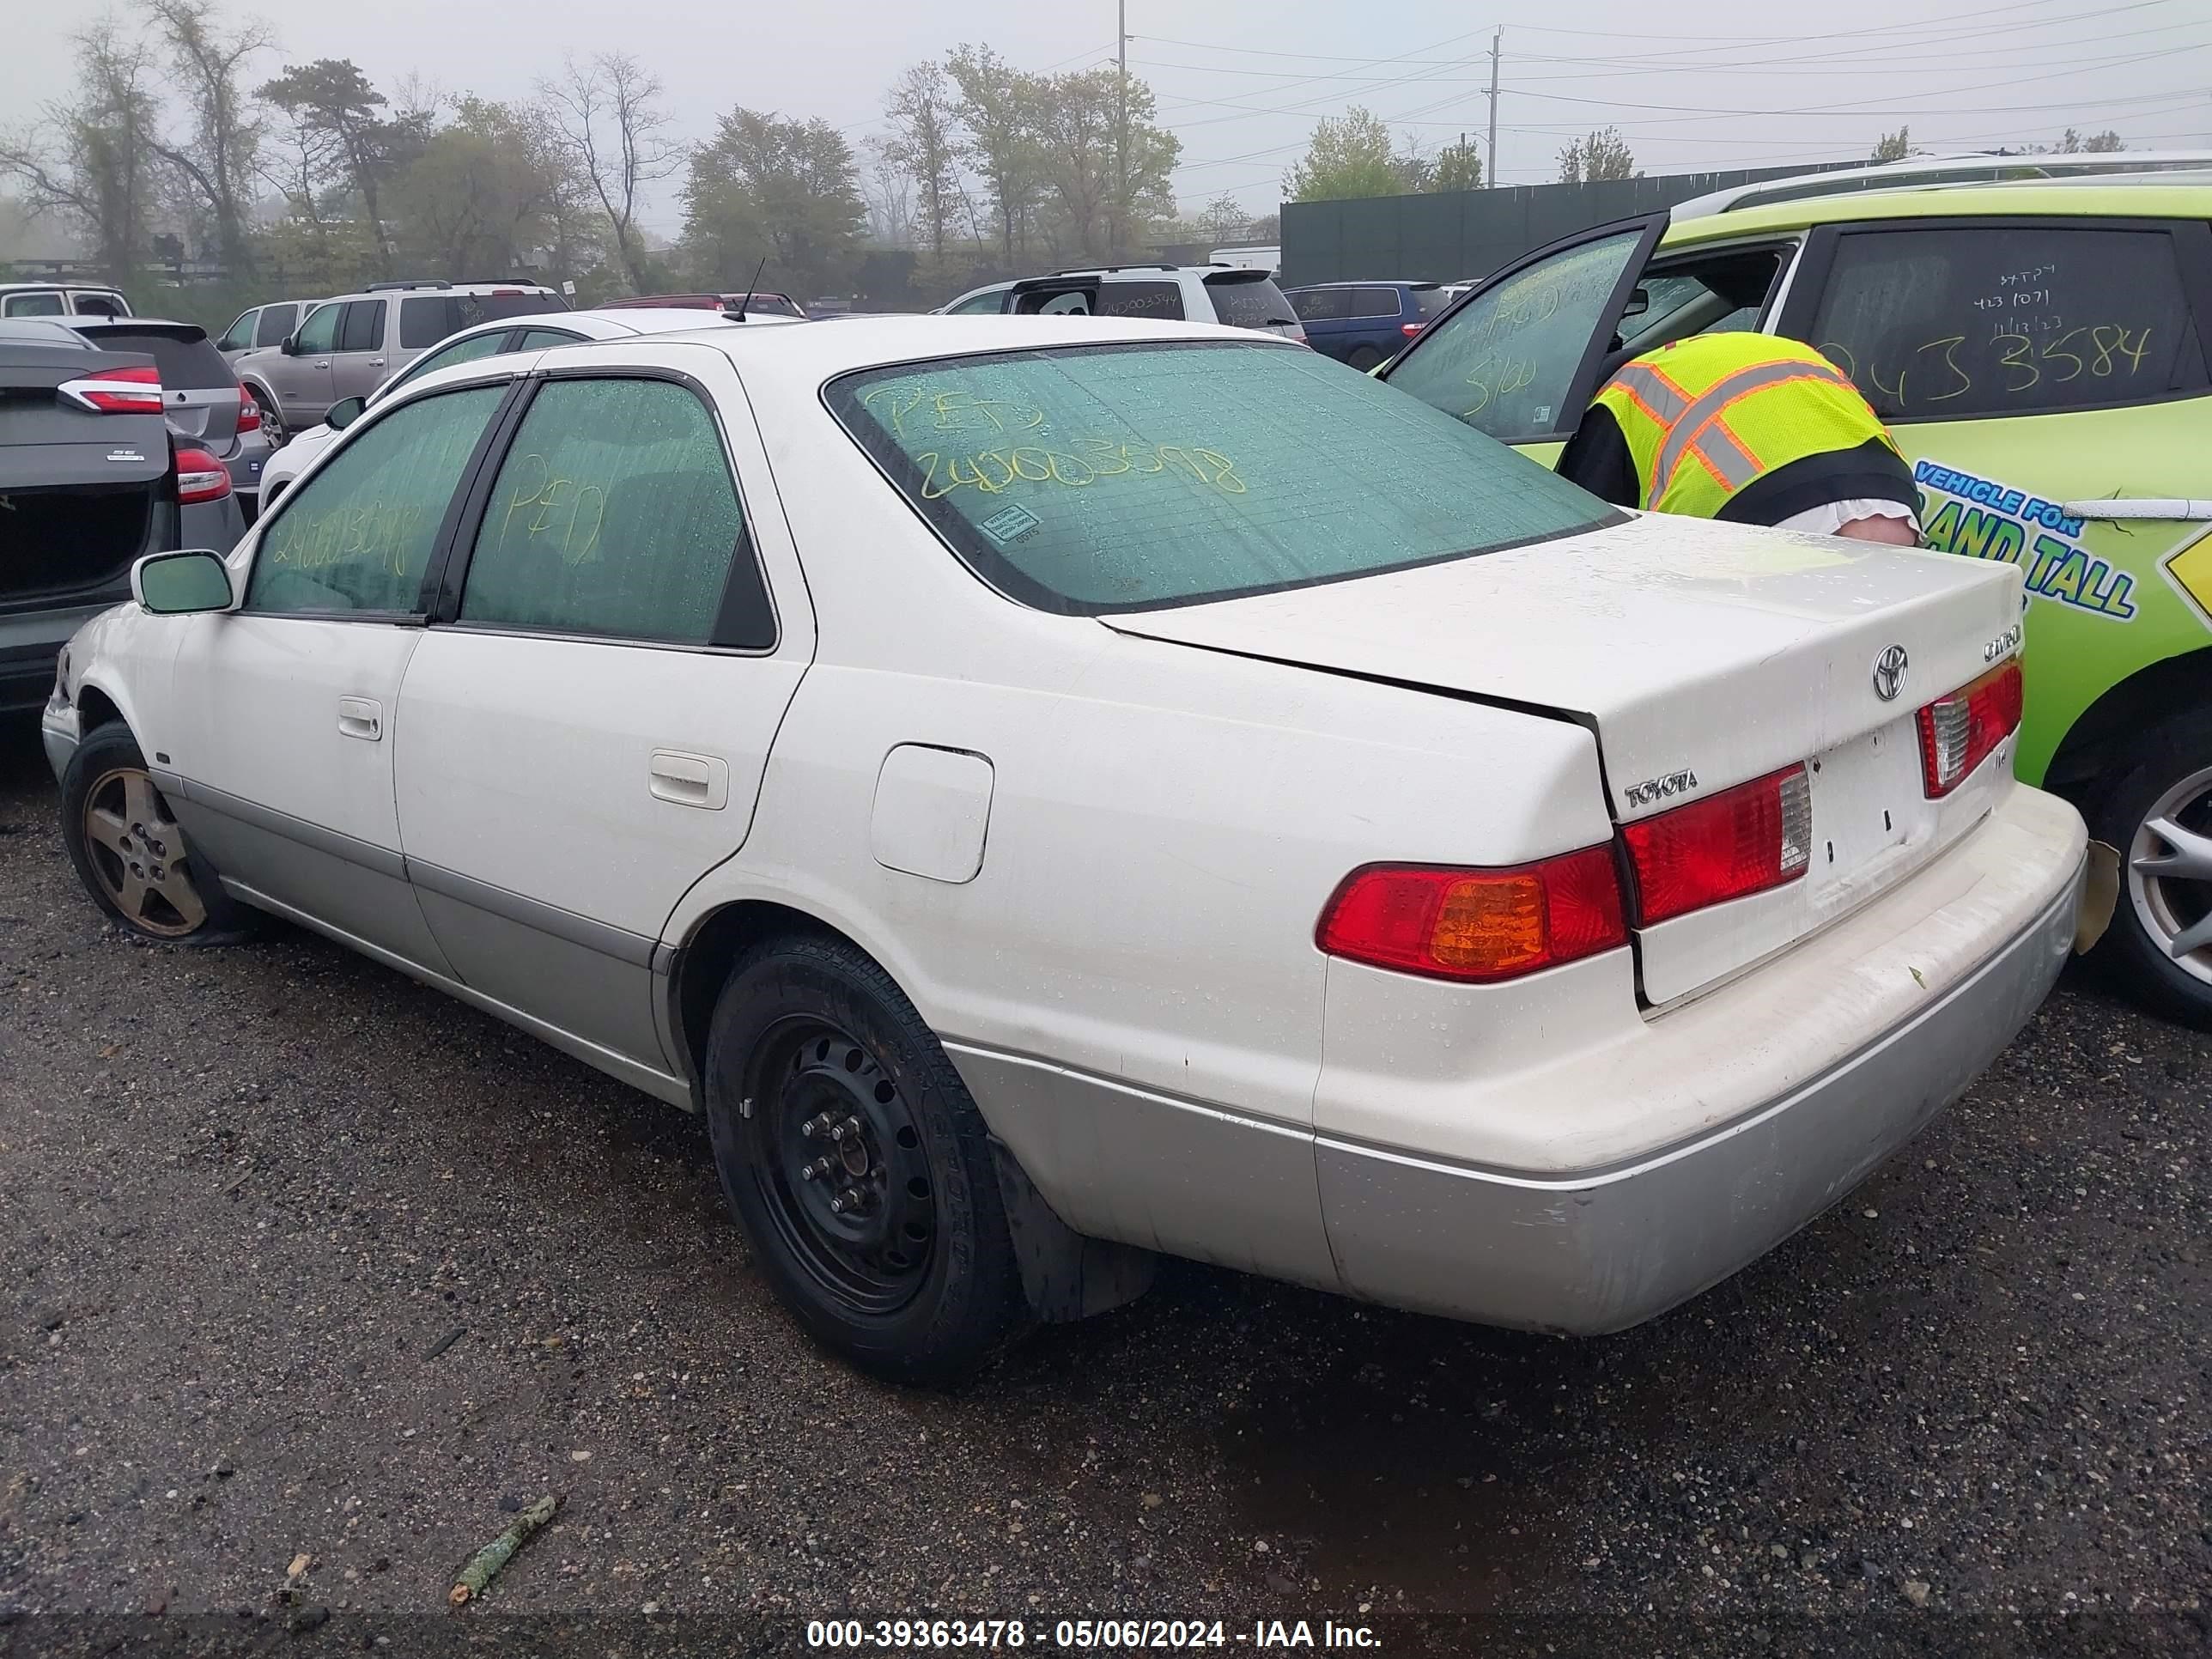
[1203,273,1297,331]
[828,340,1614,615]
[79,328,232,389]
[400,292,566,349]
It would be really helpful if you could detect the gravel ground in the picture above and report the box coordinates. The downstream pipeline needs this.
[1,714,2206,1658]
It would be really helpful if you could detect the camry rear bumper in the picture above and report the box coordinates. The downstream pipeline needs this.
[1316,788,2084,1335]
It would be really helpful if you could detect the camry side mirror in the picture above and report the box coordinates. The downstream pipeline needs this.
[325,395,366,431]
[279,333,301,356]
[132,550,235,615]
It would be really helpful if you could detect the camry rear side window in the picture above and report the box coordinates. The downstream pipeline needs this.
[830,341,1615,614]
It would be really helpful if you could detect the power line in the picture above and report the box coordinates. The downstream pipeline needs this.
[1134,0,2166,64]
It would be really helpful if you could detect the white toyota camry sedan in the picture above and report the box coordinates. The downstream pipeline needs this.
[41,315,2087,1383]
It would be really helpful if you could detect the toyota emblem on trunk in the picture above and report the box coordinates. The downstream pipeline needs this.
[1872,645,1910,702]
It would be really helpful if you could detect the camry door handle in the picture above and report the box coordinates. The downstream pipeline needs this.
[313,359,330,369]
[649,750,728,810]
[337,696,383,741]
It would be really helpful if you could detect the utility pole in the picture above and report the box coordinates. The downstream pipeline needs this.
[1485,28,1501,188]
[1116,0,1129,258]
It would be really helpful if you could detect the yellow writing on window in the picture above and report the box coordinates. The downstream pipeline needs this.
[266,499,428,578]
[863,383,1048,441]
[496,452,607,566]
[915,440,1244,501]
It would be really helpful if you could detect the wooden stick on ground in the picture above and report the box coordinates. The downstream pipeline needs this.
[448,1494,560,1608]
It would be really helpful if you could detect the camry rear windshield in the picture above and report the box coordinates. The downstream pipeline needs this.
[828,340,1614,614]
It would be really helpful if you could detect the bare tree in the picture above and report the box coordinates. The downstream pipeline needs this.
[143,0,273,280]
[540,52,678,293]
[1199,191,1248,245]
[0,21,160,283]
[884,62,961,260]
[859,135,914,247]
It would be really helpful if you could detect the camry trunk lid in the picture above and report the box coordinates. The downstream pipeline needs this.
[1,336,172,608]
[1105,511,2028,1006]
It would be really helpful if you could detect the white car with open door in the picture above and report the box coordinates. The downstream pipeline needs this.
[43,316,2088,1383]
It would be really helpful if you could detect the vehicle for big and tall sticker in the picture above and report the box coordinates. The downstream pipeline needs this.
[45,315,2083,1382]
[1382,169,2212,1024]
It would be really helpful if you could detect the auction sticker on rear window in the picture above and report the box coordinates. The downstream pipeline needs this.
[979,503,1042,544]
[1914,459,2136,621]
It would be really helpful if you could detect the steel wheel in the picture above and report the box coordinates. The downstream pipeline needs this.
[80,766,207,939]
[741,1015,938,1316]
[2126,763,2212,989]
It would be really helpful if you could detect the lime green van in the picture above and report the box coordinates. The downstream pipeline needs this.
[1382,175,2212,1023]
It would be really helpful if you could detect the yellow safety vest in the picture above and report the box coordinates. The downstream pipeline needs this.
[1594,335,1905,520]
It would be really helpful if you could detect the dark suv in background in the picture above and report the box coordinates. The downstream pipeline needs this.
[1284,281,1449,368]
[0,321,245,713]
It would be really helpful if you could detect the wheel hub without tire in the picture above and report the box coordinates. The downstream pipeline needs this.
[2127,763,2212,988]
[81,766,207,939]
[749,1018,937,1315]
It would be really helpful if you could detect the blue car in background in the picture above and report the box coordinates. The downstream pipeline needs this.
[1284,282,1449,369]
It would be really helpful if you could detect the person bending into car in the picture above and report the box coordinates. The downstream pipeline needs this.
[1554,333,1920,544]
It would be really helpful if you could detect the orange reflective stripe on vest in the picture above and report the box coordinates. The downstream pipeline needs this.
[1647,357,1858,502]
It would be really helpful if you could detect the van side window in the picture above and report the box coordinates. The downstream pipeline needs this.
[1807,224,2209,421]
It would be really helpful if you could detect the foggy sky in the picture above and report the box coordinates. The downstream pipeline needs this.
[3,0,2207,233]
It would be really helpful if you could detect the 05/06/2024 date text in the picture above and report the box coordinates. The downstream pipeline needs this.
[806,1617,1382,1650]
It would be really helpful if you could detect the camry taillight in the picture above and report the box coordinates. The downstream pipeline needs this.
[174,445,231,504]
[236,387,261,433]
[1917,660,2023,798]
[1316,850,1628,981]
[60,362,161,414]
[1622,766,1812,925]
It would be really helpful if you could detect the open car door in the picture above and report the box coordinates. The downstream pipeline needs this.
[1379,213,1668,463]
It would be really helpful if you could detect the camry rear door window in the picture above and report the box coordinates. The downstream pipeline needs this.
[459,376,762,646]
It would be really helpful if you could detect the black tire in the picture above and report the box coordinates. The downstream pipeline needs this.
[702,933,1027,1385]
[1346,345,1385,371]
[59,721,262,945]
[2086,707,2212,1028]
